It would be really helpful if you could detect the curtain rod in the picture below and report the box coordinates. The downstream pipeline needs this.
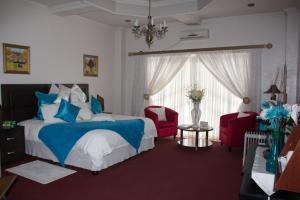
[128,43,272,56]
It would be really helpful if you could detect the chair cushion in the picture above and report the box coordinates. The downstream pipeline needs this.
[158,121,176,128]
[149,107,167,121]
[237,112,251,118]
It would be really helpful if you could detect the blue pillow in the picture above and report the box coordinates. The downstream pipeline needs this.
[35,92,58,120]
[91,96,102,114]
[55,99,80,123]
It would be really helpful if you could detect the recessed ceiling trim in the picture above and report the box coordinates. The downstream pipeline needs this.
[112,0,197,8]
[50,0,204,18]
[83,0,146,17]
[31,0,300,27]
[50,1,90,15]
[50,0,145,17]
[152,2,200,16]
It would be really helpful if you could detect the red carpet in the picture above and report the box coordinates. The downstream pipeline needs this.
[5,139,243,200]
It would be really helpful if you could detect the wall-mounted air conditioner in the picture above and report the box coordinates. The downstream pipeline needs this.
[180,29,209,40]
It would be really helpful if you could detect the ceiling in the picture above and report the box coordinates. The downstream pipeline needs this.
[31,0,300,26]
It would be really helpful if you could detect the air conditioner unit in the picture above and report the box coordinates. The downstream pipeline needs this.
[180,29,209,40]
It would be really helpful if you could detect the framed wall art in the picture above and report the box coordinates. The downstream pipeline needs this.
[3,43,30,74]
[83,54,98,77]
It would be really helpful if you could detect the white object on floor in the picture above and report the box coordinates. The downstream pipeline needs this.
[251,146,275,197]
[6,160,76,184]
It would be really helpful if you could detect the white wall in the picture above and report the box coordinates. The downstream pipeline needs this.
[113,27,126,114]
[296,10,300,101]
[116,11,300,114]
[0,0,115,112]
[285,9,300,104]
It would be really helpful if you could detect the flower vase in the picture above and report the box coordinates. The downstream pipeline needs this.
[262,132,271,159]
[266,130,279,173]
[191,102,201,128]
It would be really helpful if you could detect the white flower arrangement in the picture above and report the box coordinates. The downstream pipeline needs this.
[186,84,205,103]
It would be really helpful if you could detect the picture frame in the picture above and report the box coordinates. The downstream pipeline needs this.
[3,43,30,74]
[83,54,98,77]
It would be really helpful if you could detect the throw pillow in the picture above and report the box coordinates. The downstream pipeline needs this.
[54,85,71,104]
[76,102,93,121]
[70,84,87,105]
[35,92,58,120]
[149,107,167,121]
[48,84,59,94]
[55,99,80,123]
[91,96,102,114]
[237,112,251,118]
[41,104,64,123]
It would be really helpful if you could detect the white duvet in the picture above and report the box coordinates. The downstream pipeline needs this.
[18,114,157,169]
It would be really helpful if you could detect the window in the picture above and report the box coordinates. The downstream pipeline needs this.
[150,55,241,140]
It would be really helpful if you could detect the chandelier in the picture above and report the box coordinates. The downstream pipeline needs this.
[132,0,168,48]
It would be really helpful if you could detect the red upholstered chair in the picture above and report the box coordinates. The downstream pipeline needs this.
[144,106,178,139]
[220,112,257,151]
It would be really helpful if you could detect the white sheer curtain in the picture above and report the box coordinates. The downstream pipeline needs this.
[195,49,261,111]
[130,54,189,116]
[151,50,261,140]
[146,54,190,97]
[151,55,242,140]
[131,56,147,116]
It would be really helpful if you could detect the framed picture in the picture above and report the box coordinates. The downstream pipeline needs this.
[3,43,30,74]
[83,54,98,77]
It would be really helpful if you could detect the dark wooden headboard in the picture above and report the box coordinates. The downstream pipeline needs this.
[1,84,89,122]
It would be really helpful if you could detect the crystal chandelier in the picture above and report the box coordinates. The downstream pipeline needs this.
[132,0,168,48]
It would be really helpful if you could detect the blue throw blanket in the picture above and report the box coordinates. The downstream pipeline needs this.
[38,119,145,166]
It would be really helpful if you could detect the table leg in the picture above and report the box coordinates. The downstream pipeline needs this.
[206,130,208,147]
[180,130,183,145]
[195,131,199,150]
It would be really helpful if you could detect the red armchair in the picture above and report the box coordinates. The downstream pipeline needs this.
[144,106,178,138]
[220,112,257,151]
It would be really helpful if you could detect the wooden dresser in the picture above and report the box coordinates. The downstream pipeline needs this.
[0,126,25,165]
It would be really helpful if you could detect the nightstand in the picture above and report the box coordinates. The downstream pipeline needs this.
[0,126,25,165]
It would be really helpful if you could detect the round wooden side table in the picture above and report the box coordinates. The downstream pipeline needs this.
[177,125,213,150]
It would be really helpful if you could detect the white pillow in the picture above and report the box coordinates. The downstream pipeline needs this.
[41,104,64,123]
[237,112,251,118]
[76,102,92,121]
[149,107,167,121]
[49,84,59,94]
[91,113,115,122]
[54,84,71,104]
[71,84,87,105]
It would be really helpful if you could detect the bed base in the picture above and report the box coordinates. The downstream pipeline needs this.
[25,137,155,173]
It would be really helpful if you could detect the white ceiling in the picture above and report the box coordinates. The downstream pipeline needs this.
[31,0,300,26]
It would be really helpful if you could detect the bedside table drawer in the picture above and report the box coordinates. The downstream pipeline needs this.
[1,148,24,164]
[0,132,25,149]
[0,126,25,165]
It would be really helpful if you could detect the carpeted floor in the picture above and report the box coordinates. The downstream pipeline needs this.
[4,139,243,200]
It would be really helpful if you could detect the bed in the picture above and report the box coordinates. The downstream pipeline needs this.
[1,84,157,173]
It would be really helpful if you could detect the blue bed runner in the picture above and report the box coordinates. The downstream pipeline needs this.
[38,119,145,166]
